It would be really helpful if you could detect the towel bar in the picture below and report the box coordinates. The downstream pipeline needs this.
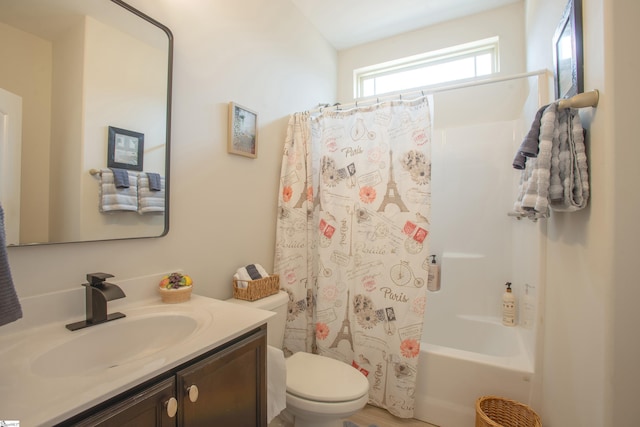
[558,90,599,109]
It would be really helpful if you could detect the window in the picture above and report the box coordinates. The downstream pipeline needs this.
[355,37,500,98]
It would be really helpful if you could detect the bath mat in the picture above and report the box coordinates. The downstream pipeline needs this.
[344,421,379,427]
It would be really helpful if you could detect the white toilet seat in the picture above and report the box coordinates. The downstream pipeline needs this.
[286,388,370,417]
[285,352,369,402]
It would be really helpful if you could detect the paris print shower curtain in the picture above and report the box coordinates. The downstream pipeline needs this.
[274,97,432,418]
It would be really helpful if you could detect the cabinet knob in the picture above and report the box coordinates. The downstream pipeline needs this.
[164,397,178,418]
[187,385,199,403]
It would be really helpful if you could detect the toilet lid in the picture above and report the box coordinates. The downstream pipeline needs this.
[286,352,369,402]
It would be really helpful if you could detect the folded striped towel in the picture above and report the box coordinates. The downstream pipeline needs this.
[99,169,138,212]
[138,173,165,214]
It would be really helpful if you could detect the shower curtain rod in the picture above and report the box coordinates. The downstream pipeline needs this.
[313,69,599,113]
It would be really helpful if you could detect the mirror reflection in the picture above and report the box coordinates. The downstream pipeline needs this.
[0,0,172,246]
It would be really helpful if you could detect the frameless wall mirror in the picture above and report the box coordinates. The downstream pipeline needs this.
[0,0,172,246]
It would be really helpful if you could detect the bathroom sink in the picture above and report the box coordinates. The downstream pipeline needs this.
[31,313,198,378]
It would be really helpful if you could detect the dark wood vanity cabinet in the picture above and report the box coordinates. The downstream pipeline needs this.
[73,378,176,427]
[67,327,267,427]
[177,327,267,426]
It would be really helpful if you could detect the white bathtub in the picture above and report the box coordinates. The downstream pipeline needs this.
[413,314,535,427]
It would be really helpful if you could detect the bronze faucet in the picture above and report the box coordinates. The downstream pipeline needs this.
[66,273,126,331]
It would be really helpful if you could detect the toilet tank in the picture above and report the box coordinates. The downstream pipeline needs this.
[227,291,288,348]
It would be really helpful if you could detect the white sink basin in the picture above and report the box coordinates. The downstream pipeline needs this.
[31,312,198,378]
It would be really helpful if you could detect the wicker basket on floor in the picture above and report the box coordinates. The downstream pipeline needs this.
[476,396,542,427]
[232,274,280,301]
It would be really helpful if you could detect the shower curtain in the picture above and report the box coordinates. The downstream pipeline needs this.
[274,97,431,418]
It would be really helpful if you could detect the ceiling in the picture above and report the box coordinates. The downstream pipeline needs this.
[290,0,521,50]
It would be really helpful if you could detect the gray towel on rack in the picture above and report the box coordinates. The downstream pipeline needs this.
[511,104,556,219]
[110,168,130,188]
[99,169,138,212]
[146,172,162,191]
[512,104,549,169]
[511,103,589,220]
[137,173,165,214]
[0,204,22,327]
[550,109,589,211]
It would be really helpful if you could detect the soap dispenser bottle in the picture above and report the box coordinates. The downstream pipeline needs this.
[502,282,516,326]
[427,255,441,292]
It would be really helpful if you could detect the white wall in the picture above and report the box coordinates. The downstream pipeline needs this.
[49,17,85,243]
[526,0,640,425]
[5,0,336,300]
[336,2,526,104]
[0,22,52,243]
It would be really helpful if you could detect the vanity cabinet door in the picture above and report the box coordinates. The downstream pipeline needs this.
[73,377,177,427]
[177,329,267,427]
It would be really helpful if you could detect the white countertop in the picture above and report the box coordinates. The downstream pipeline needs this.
[0,279,272,427]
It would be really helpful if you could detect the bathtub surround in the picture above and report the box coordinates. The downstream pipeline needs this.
[274,98,432,418]
[0,204,22,327]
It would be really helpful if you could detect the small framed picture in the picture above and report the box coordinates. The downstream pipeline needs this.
[228,102,258,159]
[107,126,144,171]
[553,0,583,99]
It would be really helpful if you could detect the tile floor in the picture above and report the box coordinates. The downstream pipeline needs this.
[269,405,438,427]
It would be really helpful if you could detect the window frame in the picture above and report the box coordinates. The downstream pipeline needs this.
[354,37,500,98]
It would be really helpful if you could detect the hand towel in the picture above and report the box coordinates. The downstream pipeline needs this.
[267,345,287,423]
[512,104,549,169]
[146,172,162,191]
[110,167,131,188]
[137,173,165,214]
[0,204,23,327]
[99,169,138,212]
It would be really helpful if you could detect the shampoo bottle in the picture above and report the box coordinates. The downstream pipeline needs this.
[427,255,441,292]
[502,282,516,326]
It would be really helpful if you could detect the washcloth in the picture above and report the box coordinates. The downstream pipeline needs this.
[511,104,589,220]
[146,172,162,191]
[137,173,165,214]
[110,167,130,188]
[512,104,549,169]
[99,169,138,212]
[0,204,22,327]
[234,264,269,288]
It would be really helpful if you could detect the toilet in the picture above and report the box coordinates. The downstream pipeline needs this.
[228,291,369,427]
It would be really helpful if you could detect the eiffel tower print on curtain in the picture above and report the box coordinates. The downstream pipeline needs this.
[330,291,354,351]
[378,151,409,212]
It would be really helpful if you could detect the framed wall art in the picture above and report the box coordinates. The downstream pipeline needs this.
[553,0,583,99]
[228,102,258,159]
[107,126,144,171]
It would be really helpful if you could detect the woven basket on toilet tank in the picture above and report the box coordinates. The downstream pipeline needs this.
[475,395,542,427]
[232,274,280,301]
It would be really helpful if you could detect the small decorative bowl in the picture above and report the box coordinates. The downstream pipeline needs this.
[158,273,193,303]
[159,285,192,303]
